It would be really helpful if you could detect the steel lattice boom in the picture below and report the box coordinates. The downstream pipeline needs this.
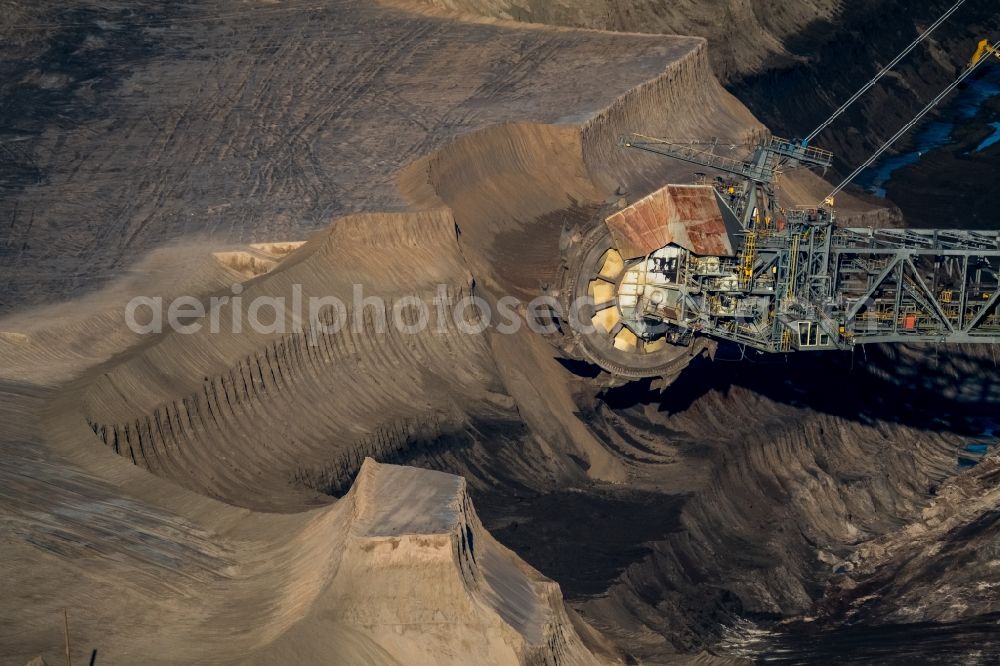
[600,36,1000,356]
[656,211,1000,352]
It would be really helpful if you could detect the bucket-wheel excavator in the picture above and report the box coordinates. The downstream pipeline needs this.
[556,11,1000,383]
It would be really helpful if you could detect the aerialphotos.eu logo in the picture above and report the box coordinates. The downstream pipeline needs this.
[124,283,599,342]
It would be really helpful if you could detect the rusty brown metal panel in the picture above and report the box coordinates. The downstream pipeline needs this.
[605,184,735,258]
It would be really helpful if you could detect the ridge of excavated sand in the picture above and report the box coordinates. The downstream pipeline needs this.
[1,2,912,663]
[241,458,611,665]
[1,0,708,313]
[55,25,761,512]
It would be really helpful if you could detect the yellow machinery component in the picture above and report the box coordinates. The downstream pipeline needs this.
[588,279,616,305]
[971,39,1000,67]
[785,233,800,301]
[613,326,639,352]
[644,337,668,353]
[857,309,896,322]
[592,306,620,334]
[597,249,624,280]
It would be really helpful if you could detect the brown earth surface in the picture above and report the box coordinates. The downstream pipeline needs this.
[3,1,999,665]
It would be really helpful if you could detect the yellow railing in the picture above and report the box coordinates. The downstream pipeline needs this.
[740,232,756,289]
[785,233,800,301]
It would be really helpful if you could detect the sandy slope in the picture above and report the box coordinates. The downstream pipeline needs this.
[1,0,703,314]
[385,0,840,83]
[0,203,621,661]
[1,1,974,664]
[0,1,757,661]
[385,0,1000,171]
[1,441,609,664]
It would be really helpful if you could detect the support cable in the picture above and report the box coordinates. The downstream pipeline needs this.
[805,0,969,143]
[825,39,1000,203]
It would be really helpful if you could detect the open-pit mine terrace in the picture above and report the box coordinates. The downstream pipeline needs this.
[3,1,997,664]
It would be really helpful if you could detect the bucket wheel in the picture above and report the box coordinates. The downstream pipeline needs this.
[559,221,706,382]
